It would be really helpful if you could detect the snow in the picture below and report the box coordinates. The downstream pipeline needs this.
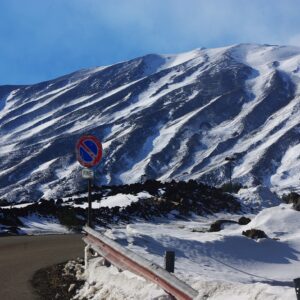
[0,89,19,119]
[237,185,281,211]
[1,202,33,209]
[177,45,300,187]
[243,204,299,240]
[232,95,300,181]
[72,192,152,209]
[76,204,300,299]
[55,161,78,179]
[194,281,294,300]
[120,94,223,183]
[31,158,57,174]
[100,192,152,208]
[160,48,203,70]
[0,83,78,131]
[271,143,300,194]
[0,147,45,177]
[75,258,170,300]
[14,115,64,141]
[19,214,70,235]
[36,162,79,200]
[21,83,79,115]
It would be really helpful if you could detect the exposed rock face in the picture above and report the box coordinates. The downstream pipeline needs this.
[238,216,251,225]
[282,192,300,211]
[209,219,238,232]
[0,180,240,235]
[293,200,300,211]
[1,44,300,202]
[242,229,268,239]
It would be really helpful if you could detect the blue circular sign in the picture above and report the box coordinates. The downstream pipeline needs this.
[76,135,103,168]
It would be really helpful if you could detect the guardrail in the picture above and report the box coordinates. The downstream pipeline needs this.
[83,226,198,300]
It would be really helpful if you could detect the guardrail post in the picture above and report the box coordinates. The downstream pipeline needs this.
[84,245,92,270]
[164,250,175,273]
[294,278,300,300]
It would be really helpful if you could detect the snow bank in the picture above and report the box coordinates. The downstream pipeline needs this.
[194,280,294,300]
[74,257,170,300]
[237,185,281,211]
[243,203,300,241]
[19,214,70,235]
[77,204,299,299]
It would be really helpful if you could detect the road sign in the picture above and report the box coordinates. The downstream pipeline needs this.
[82,168,94,179]
[76,135,103,168]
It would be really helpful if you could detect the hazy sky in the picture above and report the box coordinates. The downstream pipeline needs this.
[1,0,300,85]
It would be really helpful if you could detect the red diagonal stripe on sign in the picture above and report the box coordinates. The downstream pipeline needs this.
[79,140,97,160]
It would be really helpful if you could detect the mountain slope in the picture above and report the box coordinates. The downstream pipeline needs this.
[1,44,300,202]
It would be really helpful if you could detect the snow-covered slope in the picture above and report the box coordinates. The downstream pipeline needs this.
[1,44,300,201]
[74,204,299,299]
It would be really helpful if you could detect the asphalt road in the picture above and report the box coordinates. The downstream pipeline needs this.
[0,234,84,300]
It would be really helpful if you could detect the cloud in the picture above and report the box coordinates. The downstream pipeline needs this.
[288,35,300,47]
[73,0,300,49]
[1,0,300,84]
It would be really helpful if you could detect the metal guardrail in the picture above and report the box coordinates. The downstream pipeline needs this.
[83,226,198,300]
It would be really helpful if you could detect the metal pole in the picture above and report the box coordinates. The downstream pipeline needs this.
[229,161,232,186]
[87,178,93,228]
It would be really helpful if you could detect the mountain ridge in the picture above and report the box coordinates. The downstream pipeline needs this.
[1,43,300,202]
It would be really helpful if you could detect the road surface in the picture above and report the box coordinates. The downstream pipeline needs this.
[0,234,84,300]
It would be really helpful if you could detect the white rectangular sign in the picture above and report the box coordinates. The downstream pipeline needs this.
[82,168,94,179]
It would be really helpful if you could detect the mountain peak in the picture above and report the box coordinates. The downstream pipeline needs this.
[1,43,300,202]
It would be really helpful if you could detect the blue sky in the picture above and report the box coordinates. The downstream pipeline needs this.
[1,0,300,85]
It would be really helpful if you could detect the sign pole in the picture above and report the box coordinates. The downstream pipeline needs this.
[76,134,103,229]
[87,177,93,228]
[229,161,232,185]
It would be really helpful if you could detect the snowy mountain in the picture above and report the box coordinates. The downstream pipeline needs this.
[1,43,300,202]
